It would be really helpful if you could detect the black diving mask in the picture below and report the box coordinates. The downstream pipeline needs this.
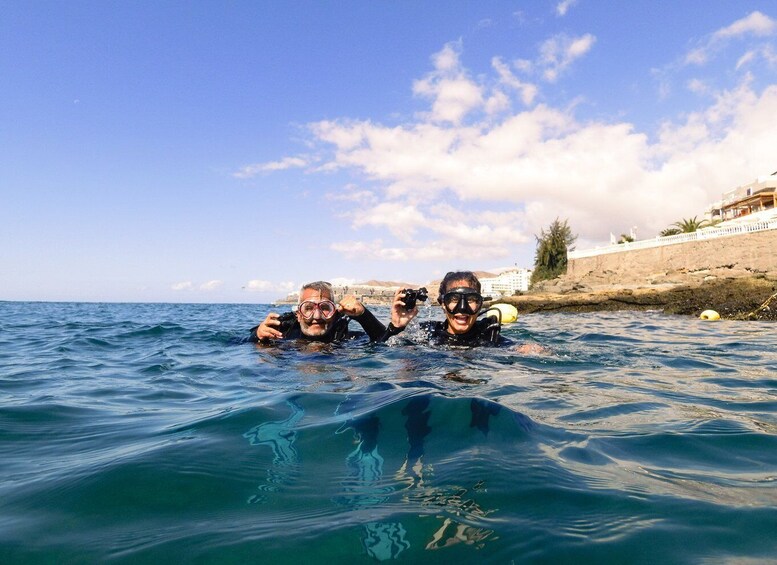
[440,287,483,315]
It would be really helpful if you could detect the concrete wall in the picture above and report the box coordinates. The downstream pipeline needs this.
[567,229,777,286]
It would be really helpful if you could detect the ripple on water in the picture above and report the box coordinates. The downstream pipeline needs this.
[0,303,776,563]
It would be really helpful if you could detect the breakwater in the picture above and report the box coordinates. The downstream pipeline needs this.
[566,228,777,288]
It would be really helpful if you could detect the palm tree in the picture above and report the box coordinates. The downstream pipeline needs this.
[673,216,709,233]
[660,216,712,237]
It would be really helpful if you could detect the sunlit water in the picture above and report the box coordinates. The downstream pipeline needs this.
[1,301,775,564]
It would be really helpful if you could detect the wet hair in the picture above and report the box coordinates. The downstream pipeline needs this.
[299,281,334,302]
[438,271,481,301]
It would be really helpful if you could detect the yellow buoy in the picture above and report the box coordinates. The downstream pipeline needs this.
[488,303,519,324]
[699,310,720,321]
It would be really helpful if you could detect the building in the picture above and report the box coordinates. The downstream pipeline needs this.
[480,268,532,297]
[707,172,777,223]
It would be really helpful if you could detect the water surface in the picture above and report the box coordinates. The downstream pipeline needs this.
[1,302,775,563]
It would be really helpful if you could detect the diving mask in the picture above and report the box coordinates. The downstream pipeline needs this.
[298,300,337,320]
[440,287,483,315]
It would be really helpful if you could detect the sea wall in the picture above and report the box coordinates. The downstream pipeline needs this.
[566,228,777,287]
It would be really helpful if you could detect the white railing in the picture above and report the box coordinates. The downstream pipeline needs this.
[569,217,777,259]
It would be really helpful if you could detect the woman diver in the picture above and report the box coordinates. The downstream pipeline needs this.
[382,270,546,353]
[380,271,501,346]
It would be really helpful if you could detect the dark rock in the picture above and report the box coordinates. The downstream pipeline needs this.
[504,277,777,320]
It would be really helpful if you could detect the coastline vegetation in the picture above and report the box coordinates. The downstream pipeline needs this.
[530,218,577,288]
[659,216,717,237]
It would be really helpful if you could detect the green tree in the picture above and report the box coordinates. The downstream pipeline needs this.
[659,227,682,237]
[530,218,577,287]
[659,216,719,237]
[618,233,634,244]
[673,216,709,232]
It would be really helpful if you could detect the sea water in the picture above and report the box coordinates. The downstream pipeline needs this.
[0,301,775,564]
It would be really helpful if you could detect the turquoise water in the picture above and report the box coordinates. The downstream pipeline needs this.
[1,301,775,564]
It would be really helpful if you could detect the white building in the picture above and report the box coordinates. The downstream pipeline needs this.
[706,172,777,223]
[480,268,532,297]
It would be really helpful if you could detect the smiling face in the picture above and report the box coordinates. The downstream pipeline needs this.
[441,279,480,335]
[296,287,336,337]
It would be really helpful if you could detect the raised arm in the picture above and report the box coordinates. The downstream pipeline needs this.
[338,294,386,342]
[376,289,419,342]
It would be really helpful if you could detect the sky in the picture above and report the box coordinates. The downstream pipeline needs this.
[2,1,777,303]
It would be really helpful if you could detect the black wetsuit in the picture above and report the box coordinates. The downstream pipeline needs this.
[381,314,507,346]
[248,308,386,344]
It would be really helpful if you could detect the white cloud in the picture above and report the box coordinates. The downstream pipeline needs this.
[325,184,375,204]
[735,45,777,69]
[278,281,296,293]
[484,90,511,115]
[329,277,358,286]
[244,279,274,292]
[736,50,756,69]
[172,280,224,292]
[244,279,298,293]
[308,79,777,244]
[513,58,533,73]
[412,42,484,124]
[765,45,777,65]
[684,47,708,66]
[342,198,531,259]
[171,281,194,291]
[492,57,538,105]
[330,239,514,262]
[713,11,776,40]
[351,201,427,241]
[233,156,308,179]
[687,78,709,95]
[252,39,777,258]
[539,33,596,82]
[199,280,223,291]
[555,0,578,17]
[685,11,777,67]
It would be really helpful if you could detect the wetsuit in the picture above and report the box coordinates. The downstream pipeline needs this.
[381,314,507,346]
[248,308,386,344]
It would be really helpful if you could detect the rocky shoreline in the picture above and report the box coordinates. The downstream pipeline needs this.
[493,276,777,321]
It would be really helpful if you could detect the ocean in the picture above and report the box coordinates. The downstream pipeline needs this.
[1,301,775,564]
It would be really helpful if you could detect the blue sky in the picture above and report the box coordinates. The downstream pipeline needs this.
[2,1,777,303]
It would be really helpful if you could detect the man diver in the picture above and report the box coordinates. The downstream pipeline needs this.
[249,281,386,344]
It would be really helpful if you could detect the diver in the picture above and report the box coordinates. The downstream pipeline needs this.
[378,271,503,346]
[249,281,386,344]
[381,270,545,353]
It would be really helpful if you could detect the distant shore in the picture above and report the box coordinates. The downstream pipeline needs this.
[276,275,777,321]
[494,276,777,321]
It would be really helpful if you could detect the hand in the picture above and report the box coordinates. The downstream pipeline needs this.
[391,289,418,329]
[338,294,365,317]
[256,313,284,340]
[514,343,550,355]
